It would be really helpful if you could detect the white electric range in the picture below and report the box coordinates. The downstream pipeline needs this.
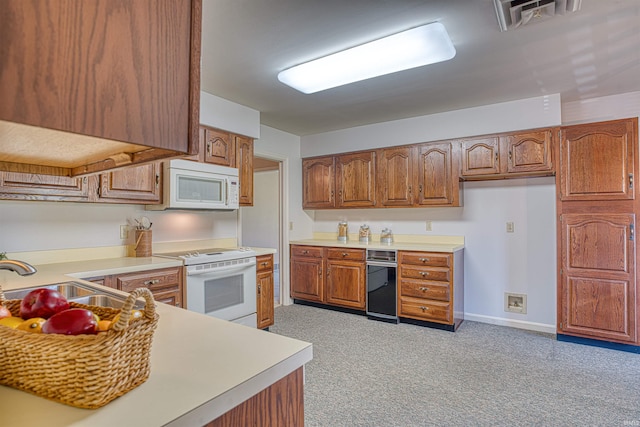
[156,247,258,327]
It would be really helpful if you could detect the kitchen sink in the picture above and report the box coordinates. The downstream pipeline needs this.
[3,281,144,310]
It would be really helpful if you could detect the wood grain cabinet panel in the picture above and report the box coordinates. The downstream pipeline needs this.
[203,127,235,167]
[376,146,415,207]
[416,142,457,206]
[0,172,92,201]
[257,254,275,329]
[302,157,335,208]
[235,134,254,206]
[559,213,636,343]
[336,151,376,208]
[502,129,553,174]
[98,162,161,203]
[460,137,501,177]
[325,248,366,309]
[559,119,635,201]
[116,267,184,308]
[290,246,324,302]
[0,0,201,176]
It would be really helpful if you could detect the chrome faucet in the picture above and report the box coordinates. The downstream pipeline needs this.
[0,259,37,276]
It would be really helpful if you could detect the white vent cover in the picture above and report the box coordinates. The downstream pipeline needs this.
[493,0,582,32]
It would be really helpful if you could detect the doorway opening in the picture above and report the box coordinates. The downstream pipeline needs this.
[241,155,283,307]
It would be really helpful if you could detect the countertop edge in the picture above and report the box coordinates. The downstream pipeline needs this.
[289,239,464,253]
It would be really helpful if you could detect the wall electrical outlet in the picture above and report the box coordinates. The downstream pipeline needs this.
[505,293,527,314]
[120,225,129,240]
[506,222,515,233]
[425,220,432,231]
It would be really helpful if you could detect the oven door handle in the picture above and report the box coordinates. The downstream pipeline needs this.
[187,260,256,276]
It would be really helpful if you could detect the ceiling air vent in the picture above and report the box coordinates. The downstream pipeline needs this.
[493,0,582,32]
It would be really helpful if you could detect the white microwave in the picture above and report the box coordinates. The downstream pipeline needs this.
[147,159,239,210]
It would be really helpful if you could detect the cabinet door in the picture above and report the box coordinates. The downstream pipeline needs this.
[460,137,500,177]
[376,146,415,207]
[415,142,457,206]
[325,259,365,309]
[302,157,335,209]
[257,270,274,329]
[235,135,254,206]
[559,119,636,201]
[203,128,235,166]
[290,256,324,302]
[98,162,161,203]
[559,213,636,343]
[0,172,92,201]
[502,129,553,174]
[0,0,200,171]
[336,151,376,208]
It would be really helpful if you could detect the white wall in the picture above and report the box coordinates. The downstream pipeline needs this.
[301,94,563,332]
[0,200,237,253]
[241,170,280,254]
[562,90,640,125]
[200,91,261,138]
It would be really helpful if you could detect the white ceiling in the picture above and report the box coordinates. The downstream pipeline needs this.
[200,0,640,136]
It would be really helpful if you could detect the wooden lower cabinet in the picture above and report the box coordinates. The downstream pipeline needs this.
[559,213,636,343]
[205,367,304,427]
[325,248,366,309]
[398,250,464,330]
[256,254,275,329]
[290,245,366,310]
[84,266,184,308]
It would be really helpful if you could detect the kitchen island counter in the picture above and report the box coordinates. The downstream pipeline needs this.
[0,262,312,426]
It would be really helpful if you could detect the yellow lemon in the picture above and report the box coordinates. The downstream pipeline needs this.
[110,310,143,328]
[0,317,25,329]
[17,317,46,333]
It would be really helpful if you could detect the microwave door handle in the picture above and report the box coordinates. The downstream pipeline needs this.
[187,261,256,276]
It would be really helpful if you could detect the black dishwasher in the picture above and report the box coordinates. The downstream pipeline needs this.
[366,249,398,322]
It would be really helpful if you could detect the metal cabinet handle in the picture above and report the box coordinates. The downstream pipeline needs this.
[257,284,261,294]
[419,258,429,263]
[495,152,498,162]
[319,267,322,276]
[261,261,269,266]
[419,287,429,292]
[420,271,429,277]
[144,279,160,286]
[630,174,634,190]
[206,141,211,155]
[302,250,309,255]
[420,306,429,312]
[341,252,348,257]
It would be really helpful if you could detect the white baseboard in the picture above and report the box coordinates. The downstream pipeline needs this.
[464,313,556,334]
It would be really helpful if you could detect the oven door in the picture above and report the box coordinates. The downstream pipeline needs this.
[186,258,257,325]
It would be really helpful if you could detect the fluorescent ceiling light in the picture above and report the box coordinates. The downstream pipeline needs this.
[277,22,456,94]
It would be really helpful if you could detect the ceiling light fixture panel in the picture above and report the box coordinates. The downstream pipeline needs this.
[277,22,456,94]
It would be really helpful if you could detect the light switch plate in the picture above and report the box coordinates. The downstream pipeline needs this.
[506,222,514,233]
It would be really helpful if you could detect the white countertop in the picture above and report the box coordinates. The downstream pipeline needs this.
[290,238,464,253]
[0,255,311,427]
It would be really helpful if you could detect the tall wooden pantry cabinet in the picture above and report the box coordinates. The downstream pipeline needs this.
[556,118,639,347]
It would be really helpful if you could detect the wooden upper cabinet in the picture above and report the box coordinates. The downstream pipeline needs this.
[377,147,415,207]
[235,135,254,206]
[460,137,500,177]
[303,157,336,209]
[335,152,376,208]
[203,128,235,167]
[559,119,637,201]
[0,0,201,177]
[0,172,93,202]
[98,163,162,203]
[502,129,553,174]
[460,129,554,179]
[416,142,458,206]
[559,213,636,343]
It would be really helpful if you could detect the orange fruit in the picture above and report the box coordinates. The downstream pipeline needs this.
[97,320,112,332]
[17,317,46,333]
[0,317,25,329]
[110,310,143,328]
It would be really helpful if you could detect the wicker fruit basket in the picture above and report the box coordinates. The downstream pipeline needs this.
[0,286,159,409]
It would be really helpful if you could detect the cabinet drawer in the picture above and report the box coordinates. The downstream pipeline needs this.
[401,266,450,282]
[399,297,451,323]
[400,251,451,268]
[117,267,181,293]
[257,254,274,272]
[326,248,365,261]
[291,245,324,258]
[400,279,450,302]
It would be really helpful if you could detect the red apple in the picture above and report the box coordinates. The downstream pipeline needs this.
[0,306,11,319]
[42,308,98,335]
[20,288,70,320]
